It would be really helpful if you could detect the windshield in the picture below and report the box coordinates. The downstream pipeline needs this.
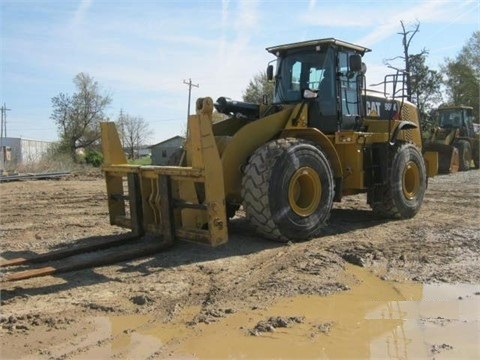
[273,47,333,103]
[438,109,463,128]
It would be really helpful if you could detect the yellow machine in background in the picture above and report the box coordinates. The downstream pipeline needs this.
[101,38,438,246]
[424,105,479,172]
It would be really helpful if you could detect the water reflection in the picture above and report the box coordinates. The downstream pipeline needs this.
[99,266,479,359]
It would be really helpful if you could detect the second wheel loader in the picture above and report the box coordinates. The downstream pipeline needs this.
[424,105,479,172]
[101,38,438,246]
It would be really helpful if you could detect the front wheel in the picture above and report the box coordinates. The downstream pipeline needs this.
[241,138,335,242]
[370,143,426,219]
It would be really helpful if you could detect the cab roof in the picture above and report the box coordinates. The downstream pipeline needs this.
[266,38,371,56]
[438,105,473,111]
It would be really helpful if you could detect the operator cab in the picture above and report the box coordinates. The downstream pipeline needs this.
[266,38,370,134]
[437,106,475,138]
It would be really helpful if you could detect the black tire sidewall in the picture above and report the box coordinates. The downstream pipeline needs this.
[269,142,334,240]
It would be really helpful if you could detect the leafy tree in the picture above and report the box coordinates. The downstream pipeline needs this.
[242,71,274,104]
[409,53,442,117]
[51,73,111,160]
[442,31,480,121]
[117,110,151,159]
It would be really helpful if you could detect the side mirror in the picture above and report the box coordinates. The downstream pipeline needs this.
[267,65,274,81]
[349,54,362,72]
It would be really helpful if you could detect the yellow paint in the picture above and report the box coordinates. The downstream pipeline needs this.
[220,106,293,203]
[100,122,127,165]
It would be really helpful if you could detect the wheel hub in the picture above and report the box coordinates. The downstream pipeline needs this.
[402,161,420,200]
[288,167,321,216]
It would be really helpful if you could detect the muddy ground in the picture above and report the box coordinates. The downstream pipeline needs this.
[0,169,479,359]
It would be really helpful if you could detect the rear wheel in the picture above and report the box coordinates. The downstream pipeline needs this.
[455,140,471,171]
[474,144,479,169]
[370,143,426,219]
[241,138,334,242]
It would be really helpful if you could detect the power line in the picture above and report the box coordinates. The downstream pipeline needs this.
[183,78,199,119]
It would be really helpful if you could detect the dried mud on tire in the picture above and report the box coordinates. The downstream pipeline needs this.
[0,170,479,359]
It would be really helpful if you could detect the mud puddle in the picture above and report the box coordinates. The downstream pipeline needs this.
[76,266,480,359]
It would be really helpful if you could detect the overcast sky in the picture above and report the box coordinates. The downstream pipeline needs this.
[1,0,478,142]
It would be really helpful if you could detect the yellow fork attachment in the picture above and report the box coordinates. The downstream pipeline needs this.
[101,97,228,247]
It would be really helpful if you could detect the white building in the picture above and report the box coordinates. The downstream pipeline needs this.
[0,137,53,170]
[150,136,184,165]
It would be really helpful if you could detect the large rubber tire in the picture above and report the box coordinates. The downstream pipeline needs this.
[455,140,471,171]
[241,138,334,242]
[371,143,426,219]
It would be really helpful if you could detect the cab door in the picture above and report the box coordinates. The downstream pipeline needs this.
[337,51,362,130]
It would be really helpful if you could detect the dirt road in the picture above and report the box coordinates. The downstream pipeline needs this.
[1,170,479,359]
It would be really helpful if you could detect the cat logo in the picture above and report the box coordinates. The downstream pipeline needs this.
[366,101,381,117]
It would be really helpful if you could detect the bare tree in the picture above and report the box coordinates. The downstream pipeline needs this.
[51,73,111,160]
[117,111,151,159]
[384,21,427,102]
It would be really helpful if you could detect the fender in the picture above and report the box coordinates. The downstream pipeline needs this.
[390,120,418,144]
[280,128,343,179]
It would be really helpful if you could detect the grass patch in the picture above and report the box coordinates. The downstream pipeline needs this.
[14,153,86,174]
[128,156,151,165]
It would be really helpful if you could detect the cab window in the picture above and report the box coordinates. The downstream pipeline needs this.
[338,51,361,126]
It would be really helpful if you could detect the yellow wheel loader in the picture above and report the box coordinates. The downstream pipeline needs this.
[101,38,438,246]
[424,106,479,172]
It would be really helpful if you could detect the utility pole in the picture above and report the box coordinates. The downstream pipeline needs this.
[0,103,12,173]
[119,109,125,148]
[183,78,199,119]
[1,103,11,140]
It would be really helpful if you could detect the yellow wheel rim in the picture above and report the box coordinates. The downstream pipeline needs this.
[402,161,420,200]
[288,167,321,217]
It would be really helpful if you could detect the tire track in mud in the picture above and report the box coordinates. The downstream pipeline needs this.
[187,244,349,324]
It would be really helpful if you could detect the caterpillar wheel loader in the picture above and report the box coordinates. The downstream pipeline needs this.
[424,105,479,172]
[101,38,438,247]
